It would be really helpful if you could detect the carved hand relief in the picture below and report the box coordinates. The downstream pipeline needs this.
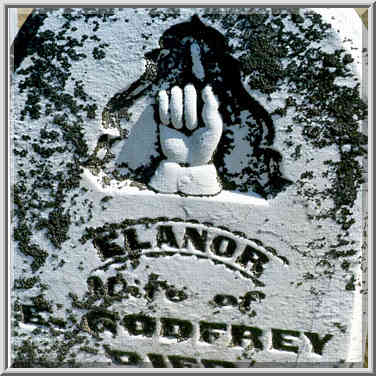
[97,15,291,198]
[150,85,223,195]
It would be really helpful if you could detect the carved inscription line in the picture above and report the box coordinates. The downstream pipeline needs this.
[81,217,289,265]
[86,311,333,356]
[83,219,289,285]
[103,348,238,368]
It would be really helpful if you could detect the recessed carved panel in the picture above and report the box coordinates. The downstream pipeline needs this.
[95,15,291,198]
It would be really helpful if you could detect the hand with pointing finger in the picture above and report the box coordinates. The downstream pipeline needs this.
[149,84,223,196]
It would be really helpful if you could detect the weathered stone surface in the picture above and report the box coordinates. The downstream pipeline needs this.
[10,8,367,368]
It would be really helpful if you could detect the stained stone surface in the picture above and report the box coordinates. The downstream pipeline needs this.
[10,8,367,368]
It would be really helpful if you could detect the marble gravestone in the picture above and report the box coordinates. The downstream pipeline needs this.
[10,8,367,368]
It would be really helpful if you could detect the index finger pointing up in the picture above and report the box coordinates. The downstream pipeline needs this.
[158,90,170,125]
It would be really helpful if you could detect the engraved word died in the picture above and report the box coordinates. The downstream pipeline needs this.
[150,84,223,196]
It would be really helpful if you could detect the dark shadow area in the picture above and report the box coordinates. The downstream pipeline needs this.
[11,10,48,71]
